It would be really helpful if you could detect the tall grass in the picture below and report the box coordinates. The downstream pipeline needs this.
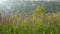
[0,6,60,34]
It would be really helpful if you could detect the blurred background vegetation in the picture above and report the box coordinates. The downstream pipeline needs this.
[0,1,60,34]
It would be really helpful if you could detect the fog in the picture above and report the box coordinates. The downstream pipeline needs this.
[0,0,60,16]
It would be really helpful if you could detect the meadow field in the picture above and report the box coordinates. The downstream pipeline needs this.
[0,6,60,34]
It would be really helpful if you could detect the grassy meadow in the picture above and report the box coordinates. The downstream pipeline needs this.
[0,6,60,34]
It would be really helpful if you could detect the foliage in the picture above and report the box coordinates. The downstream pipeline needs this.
[0,6,60,34]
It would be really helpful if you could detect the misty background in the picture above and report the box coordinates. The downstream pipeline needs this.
[0,0,60,17]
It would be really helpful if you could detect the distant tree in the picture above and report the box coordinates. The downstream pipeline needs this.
[32,6,45,17]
